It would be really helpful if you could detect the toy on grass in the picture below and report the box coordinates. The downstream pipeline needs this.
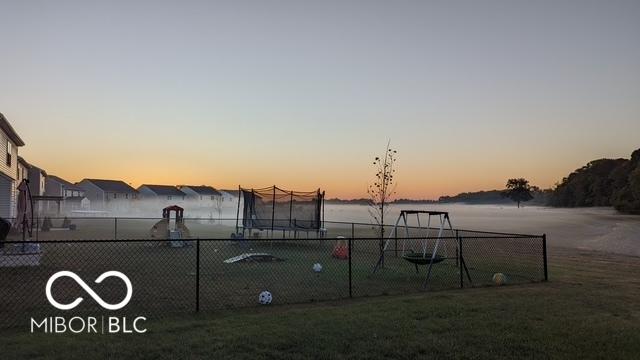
[332,236,349,259]
[258,291,273,305]
[313,263,323,272]
[224,253,284,263]
[492,273,507,286]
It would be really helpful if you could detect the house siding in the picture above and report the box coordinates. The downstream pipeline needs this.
[0,173,14,219]
[77,180,137,212]
[77,180,106,210]
[45,178,63,197]
[17,161,28,184]
[0,130,19,219]
[27,167,46,196]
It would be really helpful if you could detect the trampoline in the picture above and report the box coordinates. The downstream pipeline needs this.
[235,185,325,238]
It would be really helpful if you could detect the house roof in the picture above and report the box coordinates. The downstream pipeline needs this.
[83,179,138,193]
[179,185,222,196]
[219,189,239,195]
[18,157,47,175]
[17,156,30,167]
[0,113,25,146]
[48,175,84,191]
[139,184,186,197]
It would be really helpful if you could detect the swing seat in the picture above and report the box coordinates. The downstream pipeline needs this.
[402,252,445,265]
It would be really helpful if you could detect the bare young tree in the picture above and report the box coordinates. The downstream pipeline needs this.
[368,141,398,241]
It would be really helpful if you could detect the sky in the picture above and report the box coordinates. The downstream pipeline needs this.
[1,0,639,199]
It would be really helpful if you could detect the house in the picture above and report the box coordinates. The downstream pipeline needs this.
[45,175,90,211]
[18,158,54,215]
[17,156,29,184]
[77,179,138,211]
[218,189,239,204]
[177,185,222,202]
[138,184,186,202]
[26,163,47,197]
[0,113,25,219]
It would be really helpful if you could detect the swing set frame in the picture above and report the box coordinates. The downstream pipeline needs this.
[373,210,472,288]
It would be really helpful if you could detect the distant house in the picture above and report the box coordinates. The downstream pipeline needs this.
[46,175,90,211]
[0,113,25,219]
[77,179,138,211]
[177,185,222,203]
[138,185,186,202]
[26,163,47,197]
[17,159,49,214]
[17,156,29,184]
[218,189,238,204]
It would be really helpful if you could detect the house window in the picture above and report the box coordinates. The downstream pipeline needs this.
[6,141,12,167]
[125,194,128,199]
[168,195,172,200]
[211,196,215,200]
[113,193,117,199]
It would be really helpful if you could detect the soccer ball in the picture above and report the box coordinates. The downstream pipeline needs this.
[492,273,507,286]
[258,291,272,305]
[313,263,323,273]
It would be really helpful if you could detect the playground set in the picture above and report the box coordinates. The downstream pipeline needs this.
[373,210,473,288]
[150,205,192,247]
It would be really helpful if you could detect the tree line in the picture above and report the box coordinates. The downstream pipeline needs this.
[365,145,640,215]
[437,148,639,214]
[548,148,640,214]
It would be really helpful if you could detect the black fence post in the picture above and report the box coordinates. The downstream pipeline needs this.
[459,236,464,289]
[349,223,354,298]
[114,217,118,240]
[394,228,398,258]
[196,238,200,312]
[542,234,548,282]
[455,229,459,268]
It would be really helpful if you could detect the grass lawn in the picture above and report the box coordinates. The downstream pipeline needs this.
[2,247,639,359]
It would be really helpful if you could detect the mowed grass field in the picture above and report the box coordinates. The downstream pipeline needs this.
[4,218,629,359]
[0,247,639,359]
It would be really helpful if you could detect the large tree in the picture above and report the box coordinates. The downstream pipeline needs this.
[502,178,534,208]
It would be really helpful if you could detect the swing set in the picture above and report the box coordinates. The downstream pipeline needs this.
[373,210,473,288]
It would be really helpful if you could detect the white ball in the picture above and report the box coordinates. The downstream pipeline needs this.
[313,263,323,272]
[258,291,272,305]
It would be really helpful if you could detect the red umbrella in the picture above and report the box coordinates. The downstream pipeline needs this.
[13,179,34,240]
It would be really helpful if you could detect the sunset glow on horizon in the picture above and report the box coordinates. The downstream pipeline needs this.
[2,1,639,199]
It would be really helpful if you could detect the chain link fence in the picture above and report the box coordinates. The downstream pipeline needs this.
[0,230,547,329]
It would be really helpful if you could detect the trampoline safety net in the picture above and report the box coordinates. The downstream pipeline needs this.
[240,186,324,231]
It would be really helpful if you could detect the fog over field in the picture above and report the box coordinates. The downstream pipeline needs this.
[324,204,640,257]
[61,200,640,257]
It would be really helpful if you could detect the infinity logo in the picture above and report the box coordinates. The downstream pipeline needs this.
[45,271,133,311]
